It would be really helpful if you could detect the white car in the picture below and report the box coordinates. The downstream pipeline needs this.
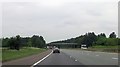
[81,45,87,49]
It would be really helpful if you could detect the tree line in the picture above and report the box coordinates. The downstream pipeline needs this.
[2,35,46,50]
[1,32,119,50]
[51,32,119,48]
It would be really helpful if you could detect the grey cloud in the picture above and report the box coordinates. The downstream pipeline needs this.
[2,1,118,42]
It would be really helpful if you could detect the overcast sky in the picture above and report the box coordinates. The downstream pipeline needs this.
[0,0,119,43]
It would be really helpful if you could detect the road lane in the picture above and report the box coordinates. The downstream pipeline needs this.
[2,49,119,67]
[37,52,82,65]
[61,49,118,65]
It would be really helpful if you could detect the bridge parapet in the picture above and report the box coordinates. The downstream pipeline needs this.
[47,43,80,48]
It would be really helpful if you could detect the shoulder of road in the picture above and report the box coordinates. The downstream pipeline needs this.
[2,49,52,65]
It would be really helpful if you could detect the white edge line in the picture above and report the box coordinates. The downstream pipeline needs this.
[31,50,53,67]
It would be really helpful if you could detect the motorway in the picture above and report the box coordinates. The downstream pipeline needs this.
[61,49,118,65]
[34,49,118,66]
[2,49,118,67]
[37,52,82,65]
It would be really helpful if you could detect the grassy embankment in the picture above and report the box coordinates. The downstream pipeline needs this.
[2,47,47,62]
[87,45,119,53]
[67,45,119,53]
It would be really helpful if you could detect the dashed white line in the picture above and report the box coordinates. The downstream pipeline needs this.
[75,60,77,61]
[94,51,118,55]
[112,57,118,60]
[96,55,99,56]
[31,51,53,67]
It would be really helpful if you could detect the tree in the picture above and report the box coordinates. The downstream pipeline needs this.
[20,37,30,47]
[15,35,21,50]
[31,35,46,48]
[31,35,39,47]
[9,37,16,49]
[98,33,106,38]
[39,36,46,48]
[95,37,107,46]
[2,38,9,47]
[0,38,2,47]
[109,32,116,38]
[2,35,46,49]
[118,38,120,45]
[82,32,97,47]
[27,39,32,47]
[51,32,97,48]
[8,35,21,50]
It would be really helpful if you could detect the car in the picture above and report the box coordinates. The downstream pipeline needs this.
[53,48,60,53]
[81,44,87,49]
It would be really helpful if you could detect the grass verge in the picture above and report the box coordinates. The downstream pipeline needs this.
[87,45,119,53]
[2,47,47,62]
[66,45,119,53]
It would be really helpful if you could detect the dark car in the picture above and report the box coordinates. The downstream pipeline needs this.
[53,48,60,53]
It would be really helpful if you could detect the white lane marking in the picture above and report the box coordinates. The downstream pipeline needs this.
[94,51,118,55]
[96,55,99,56]
[31,51,53,67]
[112,57,118,60]
[75,60,77,61]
